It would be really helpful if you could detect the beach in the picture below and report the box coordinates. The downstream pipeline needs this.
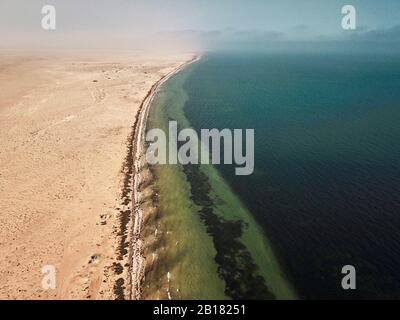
[127,55,200,300]
[0,51,194,299]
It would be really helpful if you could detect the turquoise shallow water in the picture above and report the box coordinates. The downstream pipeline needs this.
[145,59,296,300]
[146,51,400,299]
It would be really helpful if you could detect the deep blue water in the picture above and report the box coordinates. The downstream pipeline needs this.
[182,52,400,299]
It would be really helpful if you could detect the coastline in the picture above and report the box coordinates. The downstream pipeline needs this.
[121,55,200,300]
[140,56,298,300]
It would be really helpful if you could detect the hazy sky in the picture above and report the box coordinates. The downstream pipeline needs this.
[1,0,399,51]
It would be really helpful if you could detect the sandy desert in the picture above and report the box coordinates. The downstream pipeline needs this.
[0,51,193,299]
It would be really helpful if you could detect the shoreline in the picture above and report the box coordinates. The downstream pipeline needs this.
[134,56,298,300]
[121,54,200,300]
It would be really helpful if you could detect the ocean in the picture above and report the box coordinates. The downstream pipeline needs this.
[145,51,400,299]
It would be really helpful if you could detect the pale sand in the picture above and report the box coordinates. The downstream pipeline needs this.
[0,51,194,299]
